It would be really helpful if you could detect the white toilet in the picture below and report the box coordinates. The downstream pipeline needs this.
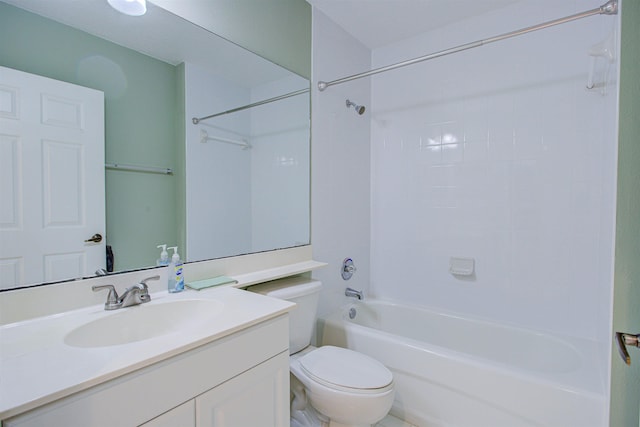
[250,276,394,427]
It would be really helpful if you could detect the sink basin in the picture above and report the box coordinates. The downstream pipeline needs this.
[64,299,224,348]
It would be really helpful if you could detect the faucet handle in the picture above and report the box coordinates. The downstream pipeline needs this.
[139,275,160,290]
[132,275,159,304]
[342,258,357,280]
[92,284,120,310]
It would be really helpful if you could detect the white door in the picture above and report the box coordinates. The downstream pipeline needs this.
[0,66,105,289]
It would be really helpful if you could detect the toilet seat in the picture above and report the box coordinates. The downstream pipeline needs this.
[298,346,393,394]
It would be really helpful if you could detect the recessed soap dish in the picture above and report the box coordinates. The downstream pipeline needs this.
[449,257,475,276]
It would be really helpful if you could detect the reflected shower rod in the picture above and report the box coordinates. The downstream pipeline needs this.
[192,88,310,124]
[317,0,618,92]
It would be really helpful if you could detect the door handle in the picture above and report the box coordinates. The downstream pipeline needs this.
[85,233,103,243]
[615,332,640,365]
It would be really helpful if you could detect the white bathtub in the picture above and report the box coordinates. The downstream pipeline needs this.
[317,300,606,427]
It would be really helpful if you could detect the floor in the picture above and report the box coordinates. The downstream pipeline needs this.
[375,414,418,427]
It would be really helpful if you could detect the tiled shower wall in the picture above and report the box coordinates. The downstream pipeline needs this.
[185,63,252,260]
[185,64,309,260]
[250,76,310,253]
[369,0,619,345]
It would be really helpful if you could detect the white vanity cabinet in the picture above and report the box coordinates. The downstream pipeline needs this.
[4,315,290,427]
[194,351,288,426]
[142,352,289,427]
[142,401,195,427]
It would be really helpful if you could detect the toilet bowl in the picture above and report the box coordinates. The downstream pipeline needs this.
[291,346,394,427]
[249,277,395,427]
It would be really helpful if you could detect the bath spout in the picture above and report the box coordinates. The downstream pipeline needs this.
[345,287,363,300]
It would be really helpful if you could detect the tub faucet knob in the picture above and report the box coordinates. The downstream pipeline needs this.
[342,258,357,280]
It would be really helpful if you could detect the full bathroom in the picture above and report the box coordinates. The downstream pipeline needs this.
[0,0,638,426]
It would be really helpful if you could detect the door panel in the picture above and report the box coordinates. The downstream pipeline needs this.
[0,66,105,289]
[195,352,289,427]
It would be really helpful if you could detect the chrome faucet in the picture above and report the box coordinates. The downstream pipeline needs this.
[345,287,363,300]
[93,275,159,310]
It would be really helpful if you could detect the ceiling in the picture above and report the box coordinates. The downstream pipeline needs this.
[307,0,523,49]
[6,0,525,78]
[1,0,293,87]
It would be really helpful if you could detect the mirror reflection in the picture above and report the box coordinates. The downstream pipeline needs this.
[0,0,310,291]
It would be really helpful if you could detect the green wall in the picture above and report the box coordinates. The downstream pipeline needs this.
[0,2,179,271]
[610,0,640,425]
[151,0,312,79]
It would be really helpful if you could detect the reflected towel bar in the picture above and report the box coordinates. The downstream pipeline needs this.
[105,163,173,175]
[200,129,251,150]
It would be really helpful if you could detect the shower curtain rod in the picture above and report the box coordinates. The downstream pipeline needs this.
[317,0,618,92]
[192,88,310,124]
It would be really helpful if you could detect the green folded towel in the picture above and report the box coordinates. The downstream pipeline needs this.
[186,276,237,290]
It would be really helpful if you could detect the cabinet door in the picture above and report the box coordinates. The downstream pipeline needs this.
[140,400,195,427]
[195,352,289,427]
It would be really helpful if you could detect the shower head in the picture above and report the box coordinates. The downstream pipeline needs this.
[346,99,366,115]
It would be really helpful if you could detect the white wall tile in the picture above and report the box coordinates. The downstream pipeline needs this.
[184,63,252,260]
[369,0,617,345]
[250,75,310,252]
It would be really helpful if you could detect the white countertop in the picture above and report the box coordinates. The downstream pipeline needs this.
[0,286,294,420]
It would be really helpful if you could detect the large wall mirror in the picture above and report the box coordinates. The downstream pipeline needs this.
[0,0,311,291]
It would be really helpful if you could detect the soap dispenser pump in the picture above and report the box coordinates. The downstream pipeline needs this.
[156,244,169,266]
[167,246,184,293]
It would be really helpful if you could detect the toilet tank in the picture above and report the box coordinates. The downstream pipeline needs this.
[249,276,322,354]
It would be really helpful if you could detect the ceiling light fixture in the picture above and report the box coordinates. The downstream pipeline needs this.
[107,0,147,16]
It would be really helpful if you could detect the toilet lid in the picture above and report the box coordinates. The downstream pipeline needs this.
[299,346,393,391]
